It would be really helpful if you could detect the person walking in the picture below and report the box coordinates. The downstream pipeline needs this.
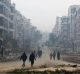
[33,50,37,59]
[57,51,60,60]
[20,52,27,67]
[53,51,56,60]
[37,50,42,58]
[50,52,53,60]
[29,52,36,67]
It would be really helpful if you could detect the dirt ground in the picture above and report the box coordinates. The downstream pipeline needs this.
[0,54,80,72]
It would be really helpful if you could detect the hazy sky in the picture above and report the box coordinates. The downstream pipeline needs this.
[11,0,80,32]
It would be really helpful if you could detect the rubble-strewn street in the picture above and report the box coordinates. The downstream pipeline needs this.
[0,52,80,73]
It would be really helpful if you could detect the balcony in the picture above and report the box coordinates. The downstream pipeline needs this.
[0,26,7,31]
[0,0,11,8]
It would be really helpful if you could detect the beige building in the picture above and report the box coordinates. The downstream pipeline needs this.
[52,16,70,49]
[52,17,62,37]
[52,5,80,52]
[0,0,15,41]
[61,16,69,41]
[68,5,80,51]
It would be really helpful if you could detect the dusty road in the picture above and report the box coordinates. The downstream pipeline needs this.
[0,46,80,72]
[0,53,80,72]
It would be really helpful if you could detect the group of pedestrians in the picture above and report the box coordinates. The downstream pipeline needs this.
[50,51,60,60]
[20,51,36,68]
[20,50,60,68]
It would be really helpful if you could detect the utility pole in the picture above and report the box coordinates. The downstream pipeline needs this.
[0,39,5,57]
[23,29,25,52]
[71,38,74,52]
[72,39,74,51]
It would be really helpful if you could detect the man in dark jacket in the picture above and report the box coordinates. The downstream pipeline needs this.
[29,52,36,67]
[50,52,53,60]
[57,51,60,60]
[20,52,27,67]
[53,51,56,60]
